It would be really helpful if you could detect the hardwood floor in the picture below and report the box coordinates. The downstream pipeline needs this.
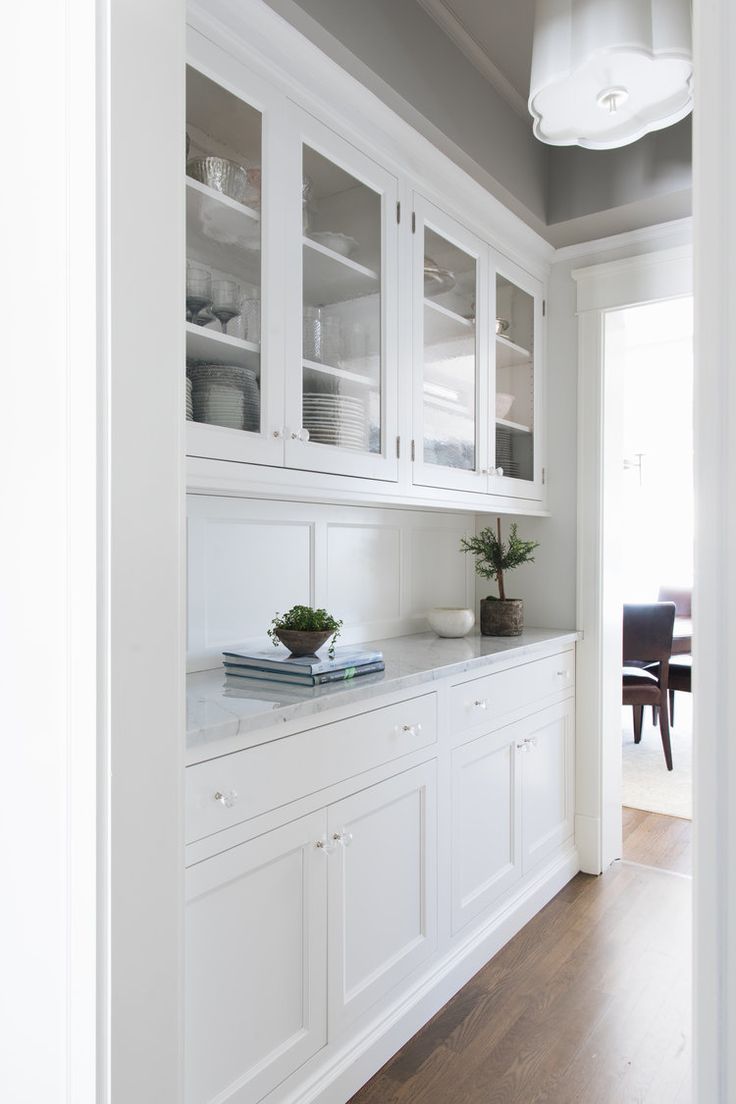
[622,806,693,875]
[348,862,691,1104]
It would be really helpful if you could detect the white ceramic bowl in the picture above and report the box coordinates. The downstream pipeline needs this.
[427,607,475,638]
[496,392,514,419]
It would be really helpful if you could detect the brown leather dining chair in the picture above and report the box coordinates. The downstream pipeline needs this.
[622,602,676,771]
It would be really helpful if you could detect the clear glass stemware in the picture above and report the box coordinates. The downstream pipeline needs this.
[211,278,241,335]
[186,263,213,322]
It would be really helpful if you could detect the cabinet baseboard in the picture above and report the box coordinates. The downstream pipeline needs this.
[271,843,580,1104]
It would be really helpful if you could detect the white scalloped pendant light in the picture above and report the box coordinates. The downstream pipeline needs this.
[528,0,693,149]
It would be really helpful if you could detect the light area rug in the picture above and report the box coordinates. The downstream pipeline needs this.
[621,693,693,820]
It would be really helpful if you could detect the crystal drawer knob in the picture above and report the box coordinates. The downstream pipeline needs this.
[401,722,422,735]
[473,699,487,709]
[291,427,310,442]
[332,829,353,848]
[213,789,238,809]
[556,669,570,678]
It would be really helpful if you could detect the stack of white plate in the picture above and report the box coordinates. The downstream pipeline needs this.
[185,377,193,421]
[302,392,368,450]
[495,427,521,478]
[188,364,260,432]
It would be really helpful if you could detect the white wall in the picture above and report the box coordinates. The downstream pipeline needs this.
[187,496,476,669]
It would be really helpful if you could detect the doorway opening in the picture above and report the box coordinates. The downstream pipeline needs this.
[607,296,694,870]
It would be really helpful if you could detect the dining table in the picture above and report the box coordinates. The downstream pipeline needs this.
[672,616,692,656]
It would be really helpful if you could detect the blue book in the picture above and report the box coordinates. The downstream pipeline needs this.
[222,645,384,676]
[224,660,386,686]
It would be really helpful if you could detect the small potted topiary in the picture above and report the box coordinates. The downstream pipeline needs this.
[460,518,539,636]
[267,604,343,658]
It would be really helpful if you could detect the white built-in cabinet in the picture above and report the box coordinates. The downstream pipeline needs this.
[186,764,436,1104]
[184,29,547,509]
[185,645,576,1104]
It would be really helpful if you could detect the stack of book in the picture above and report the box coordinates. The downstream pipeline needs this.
[222,645,385,686]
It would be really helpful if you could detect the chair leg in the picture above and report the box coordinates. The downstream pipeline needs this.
[633,704,643,743]
[652,705,658,724]
[669,688,675,727]
[658,696,673,771]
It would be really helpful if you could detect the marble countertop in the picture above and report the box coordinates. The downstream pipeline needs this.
[186,628,580,766]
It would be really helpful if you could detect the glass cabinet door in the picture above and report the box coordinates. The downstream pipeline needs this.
[185,56,283,467]
[412,197,489,493]
[285,108,399,481]
[490,256,543,499]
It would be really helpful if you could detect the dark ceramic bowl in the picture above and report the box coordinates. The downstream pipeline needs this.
[275,629,333,657]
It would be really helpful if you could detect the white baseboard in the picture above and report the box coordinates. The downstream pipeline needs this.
[575,814,602,874]
[273,844,580,1104]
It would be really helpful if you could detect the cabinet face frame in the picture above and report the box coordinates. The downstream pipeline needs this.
[411,193,490,494]
[488,250,545,502]
[326,762,438,1037]
[283,103,400,482]
[185,29,287,468]
[185,810,328,1104]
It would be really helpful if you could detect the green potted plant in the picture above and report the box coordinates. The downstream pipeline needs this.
[460,518,539,636]
[268,604,343,658]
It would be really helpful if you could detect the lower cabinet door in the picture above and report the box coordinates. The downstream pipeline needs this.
[521,699,575,872]
[327,762,437,1036]
[185,810,328,1104]
[450,726,522,934]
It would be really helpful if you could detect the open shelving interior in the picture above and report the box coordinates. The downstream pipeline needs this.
[186,65,263,433]
[300,145,383,455]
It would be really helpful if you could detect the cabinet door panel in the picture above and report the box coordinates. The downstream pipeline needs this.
[412,195,489,494]
[185,811,327,1104]
[488,252,544,501]
[185,33,286,468]
[327,762,437,1036]
[451,727,521,933]
[521,700,575,872]
[284,105,399,482]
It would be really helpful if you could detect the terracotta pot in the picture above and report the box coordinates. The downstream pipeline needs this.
[274,628,333,656]
[480,598,524,637]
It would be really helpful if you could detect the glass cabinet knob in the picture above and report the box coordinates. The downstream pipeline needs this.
[213,789,238,808]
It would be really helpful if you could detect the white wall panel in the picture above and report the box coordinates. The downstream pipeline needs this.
[409,526,469,614]
[326,525,402,624]
[187,495,476,670]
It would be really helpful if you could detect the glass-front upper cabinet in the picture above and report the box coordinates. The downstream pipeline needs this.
[284,108,399,482]
[412,197,489,494]
[185,53,284,467]
[489,255,544,500]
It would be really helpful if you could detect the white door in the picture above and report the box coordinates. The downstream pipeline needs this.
[185,811,327,1104]
[450,726,522,934]
[327,762,438,1036]
[488,252,545,502]
[412,194,490,494]
[520,700,575,872]
[284,105,400,481]
[185,30,287,468]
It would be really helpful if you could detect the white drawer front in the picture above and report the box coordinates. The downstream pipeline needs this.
[186,692,438,843]
[450,649,574,737]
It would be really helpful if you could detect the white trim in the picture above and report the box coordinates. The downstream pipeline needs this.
[573,245,693,313]
[414,0,530,120]
[693,1,736,1098]
[188,0,554,280]
[106,1,186,1101]
[573,248,692,876]
[554,216,693,263]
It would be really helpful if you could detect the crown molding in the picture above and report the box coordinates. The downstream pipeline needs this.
[414,0,530,120]
[554,216,693,264]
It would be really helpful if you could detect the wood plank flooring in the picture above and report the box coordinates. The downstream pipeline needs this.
[348,857,691,1103]
[622,806,692,875]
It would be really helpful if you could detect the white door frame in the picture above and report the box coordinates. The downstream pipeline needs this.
[573,245,693,876]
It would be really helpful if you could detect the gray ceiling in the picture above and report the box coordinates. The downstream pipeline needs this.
[418,0,536,109]
[264,0,692,246]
